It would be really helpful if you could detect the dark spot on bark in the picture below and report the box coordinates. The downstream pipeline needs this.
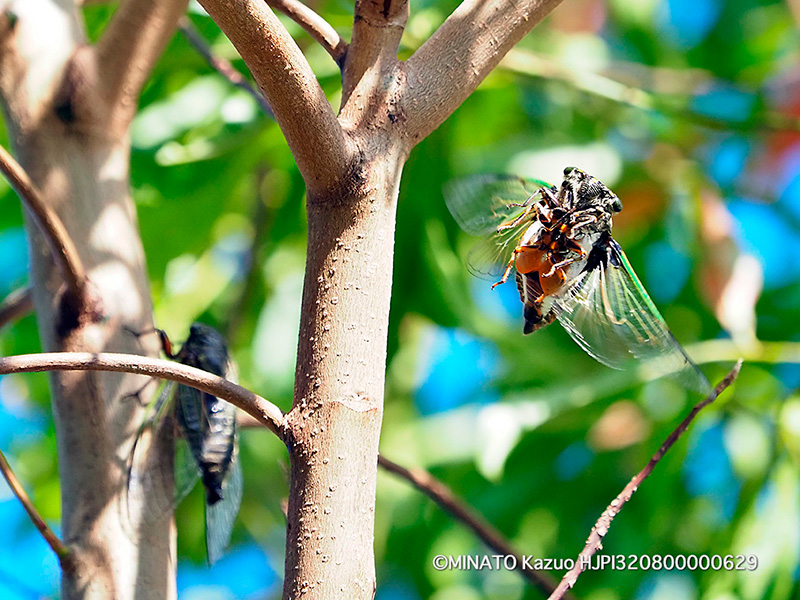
[55,289,82,338]
[54,98,76,125]
[54,284,104,339]
[383,0,391,18]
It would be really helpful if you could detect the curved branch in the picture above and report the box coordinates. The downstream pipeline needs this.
[265,0,347,64]
[0,352,286,438]
[197,0,348,196]
[378,455,568,599]
[0,145,86,300]
[95,0,190,128]
[0,448,73,569]
[401,0,563,145]
[178,17,274,117]
[0,286,33,330]
[548,360,743,600]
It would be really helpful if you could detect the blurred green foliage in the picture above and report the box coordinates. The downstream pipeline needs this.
[2,0,800,598]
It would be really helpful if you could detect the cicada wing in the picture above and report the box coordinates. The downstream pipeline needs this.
[205,452,243,564]
[125,382,200,531]
[552,236,711,393]
[445,175,550,280]
[444,174,548,235]
[173,432,202,506]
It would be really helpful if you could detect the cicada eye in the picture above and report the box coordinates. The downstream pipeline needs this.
[611,196,623,212]
[563,166,577,176]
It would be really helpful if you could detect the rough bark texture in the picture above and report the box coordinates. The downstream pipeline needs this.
[284,144,405,598]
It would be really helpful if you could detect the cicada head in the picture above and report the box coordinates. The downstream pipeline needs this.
[560,167,623,229]
[178,322,230,377]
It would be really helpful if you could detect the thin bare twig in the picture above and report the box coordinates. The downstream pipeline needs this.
[548,360,744,600]
[0,145,86,300]
[178,17,274,117]
[0,352,286,438]
[0,287,33,330]
[501,49,800,134]
[0,448,73,569]
[265,0,347,64]
[378,455,569,599]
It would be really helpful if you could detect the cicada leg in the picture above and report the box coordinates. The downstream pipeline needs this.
[495,203,538,233]
[491,247,521,289]
[566,213,599,239]
[542,245,587,277]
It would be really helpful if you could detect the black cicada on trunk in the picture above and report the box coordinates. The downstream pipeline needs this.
[127,322,242,564]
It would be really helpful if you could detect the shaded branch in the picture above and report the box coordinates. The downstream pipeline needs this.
[401,0,564,145]
[0,448,73,569]
[178,17,274,117]
[0,286,32,330]
[265,0,347,64]
[548,360,743,600]
[0,145,86,301]
[378,455,569,599]
[197,0,348,196]
[95,0,189,128]
[0,352,286,438]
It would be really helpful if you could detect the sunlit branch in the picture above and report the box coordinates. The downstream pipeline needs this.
[178,17,274,117]
[95,0,189,128]
[0,145,86,301]
[548,360,743,600]
[0,448,73,569]
[0,352,286,438]
[196,0,348,195]
[265,0,347,64]
[378,455,569,600]
[0,286,33,330]
[341,0,407,103]
[402,0,564,145]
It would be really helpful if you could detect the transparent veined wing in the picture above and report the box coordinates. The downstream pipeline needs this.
[444,174,551,279]
[552,234,711,393]
[125,382,200,531]
[206,454,243,564]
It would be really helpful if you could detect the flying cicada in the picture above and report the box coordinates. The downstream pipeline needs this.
[126,322,242,564]
[445,167,710,393]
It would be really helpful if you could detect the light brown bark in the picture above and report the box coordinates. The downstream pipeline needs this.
[0,0,187,598]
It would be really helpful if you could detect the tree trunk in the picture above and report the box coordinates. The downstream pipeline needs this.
[285,145,405,598]
[0,1,187,597]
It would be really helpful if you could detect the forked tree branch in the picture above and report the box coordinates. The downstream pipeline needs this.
[178,17,274,117]
[95,0,190,128]
[0,352,287,437]
[0,448,73,569]
[378,455,569,599]
[196,0,348,195]
[0,145,86,301]
[0,286,33,330]
[265,0,347,64]
[548,360,744,600]
[401,0,564,144]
